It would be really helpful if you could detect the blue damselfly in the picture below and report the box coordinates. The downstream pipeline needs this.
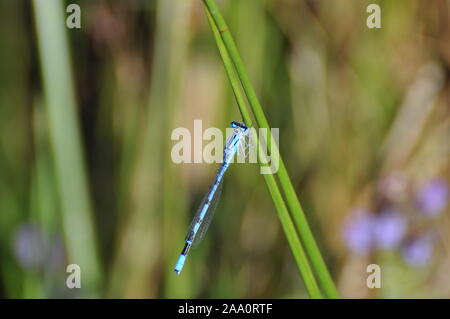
[174,121,250,274]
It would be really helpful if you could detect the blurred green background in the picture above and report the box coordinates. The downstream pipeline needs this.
[0,0,449,298]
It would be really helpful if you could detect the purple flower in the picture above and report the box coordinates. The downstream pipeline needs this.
[417,179,449,217]
[402,235,433,267]
[378,172,408,201]
[13,224,48,269]
[342,210,375,255]
[373,209,407,249]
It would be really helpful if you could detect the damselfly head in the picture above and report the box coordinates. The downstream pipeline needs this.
[230,121,249,137]
[231,121,248,130]
[229,121,252,158]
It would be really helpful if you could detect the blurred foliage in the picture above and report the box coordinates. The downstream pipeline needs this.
[0,0,449,298]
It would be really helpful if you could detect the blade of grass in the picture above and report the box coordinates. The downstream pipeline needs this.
[206,12,252,126]
[204,0,339,298]
[206,9,322,299]
[32,0,102,296]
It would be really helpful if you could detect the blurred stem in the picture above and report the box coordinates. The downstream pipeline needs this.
[158,0,191,297]
[206,12,251,125]
[108,0,192,298]
[207,9,322,299]
[204,0,339,298]
[32,0,101,295]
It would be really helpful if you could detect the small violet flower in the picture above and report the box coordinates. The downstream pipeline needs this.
[13,223,48,269]
[342,210,375,255]
[373,209,406,250]
[417,179,449,217]
[402,234,433,267]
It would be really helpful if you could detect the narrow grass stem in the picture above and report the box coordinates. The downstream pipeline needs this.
[204,0,339,298]
[206,9,322,299]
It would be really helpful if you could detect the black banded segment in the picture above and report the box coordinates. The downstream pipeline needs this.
[181,242,191,255]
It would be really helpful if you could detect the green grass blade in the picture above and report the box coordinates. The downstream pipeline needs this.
[206,11,252,126]
[206,9,322,299]
[204,0,339,298]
